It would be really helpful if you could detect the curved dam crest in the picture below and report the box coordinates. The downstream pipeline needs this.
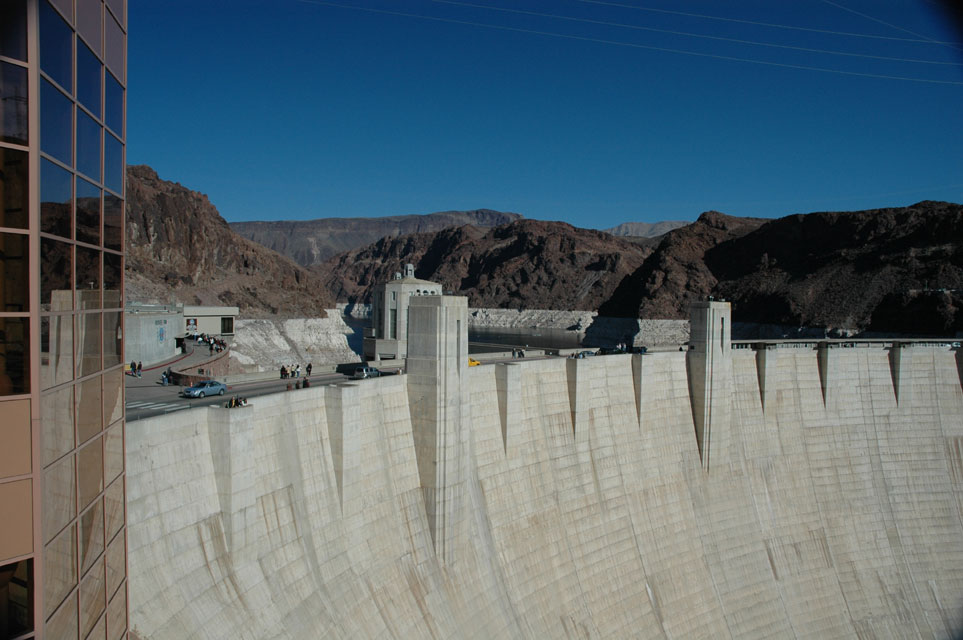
[126,310,963,638]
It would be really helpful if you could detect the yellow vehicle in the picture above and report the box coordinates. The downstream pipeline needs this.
[468,358,481,367]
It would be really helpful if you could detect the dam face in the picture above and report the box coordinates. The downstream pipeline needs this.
[126,302,963,639]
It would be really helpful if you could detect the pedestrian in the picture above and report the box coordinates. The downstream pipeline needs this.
[306,363,312,377]
[161,371,168,386]
[280,365,287,379]
[303,378,310,388]
[136,361,143,378]
[129,360,136,376]
[295,364,301,378]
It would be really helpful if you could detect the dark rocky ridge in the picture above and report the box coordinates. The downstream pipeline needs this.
[321,201,963,335]
[317,219,651,311]
[706,201,963,334]
[126,165,336,317]
[231,209,521,266]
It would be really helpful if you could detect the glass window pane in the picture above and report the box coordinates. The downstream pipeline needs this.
[1,62,28,145]
[80,497,104,573]
[105,531,124,601]
[103,195,122,250]
[107,581,126,640]
[79,555,105,639]
[41,158,72,238]
[104,368,123,426]
[102,311,121,367]
[76,178,101,245]
[104,422,122,485]
[104,11,124,81]
[77,40,102,118]
[104,132,123,195]
[46,590,78,639]
[44,524,77,618]
[41,79,72,166]
[41,238,73,311]
[78,435,103,510]
[41,314,74,388]
[77,110,101,183]
[0,231,28,312]
[41,0,73,92]
[103,253,121,307]
[48,0,72,23]
[104,477,123,542]
[42,385,74,465]
[105,0,124,29]
[0,317,28,395]
[43,452,75,542]
[0,1,28,62]
[0,147,28,229]
[78,313,101,376]
[77,246,101,310]
[76,374,102,444]
[77,0,102,56]
[105,71,123,136]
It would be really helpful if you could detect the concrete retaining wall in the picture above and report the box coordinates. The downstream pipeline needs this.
[126,345,963,639]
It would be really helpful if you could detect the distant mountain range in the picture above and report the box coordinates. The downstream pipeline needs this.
[125,166,963,333]
[603,220,688,237]
[230,209,521,266]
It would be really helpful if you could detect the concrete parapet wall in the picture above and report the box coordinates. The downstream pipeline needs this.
[127,345,963,639]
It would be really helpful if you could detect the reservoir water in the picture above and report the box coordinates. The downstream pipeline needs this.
[343,316,586,355]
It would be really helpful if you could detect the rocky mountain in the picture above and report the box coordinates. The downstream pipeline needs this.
[126,165,336,317]
[231,209,522,266]
[319,201,963,335]
[603,220,689,238]
[706,201,963,334]
[317,219,651,311]
[598,211,768,319]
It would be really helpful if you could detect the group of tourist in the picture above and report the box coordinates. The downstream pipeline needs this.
[280,363,312,379]
[511,348,526,359]
[195,333,228,355]
[159,367,174,386]
[286,378,311,391]
[127,360,143,377]
[225,395,248,409]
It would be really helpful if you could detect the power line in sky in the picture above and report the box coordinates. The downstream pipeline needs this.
[575,0,963,46]
[819,0,963,53]
[298,0,963,85]
[430,0,963,66]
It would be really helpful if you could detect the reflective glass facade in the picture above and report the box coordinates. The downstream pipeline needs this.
[0,1,127,637]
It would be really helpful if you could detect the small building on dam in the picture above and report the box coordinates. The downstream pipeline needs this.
[125,298,963,638]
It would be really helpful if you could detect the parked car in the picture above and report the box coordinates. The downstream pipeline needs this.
[468,358,481,367]
[576,350,597,359]
[180,379,227,398]
[353,366,381,379]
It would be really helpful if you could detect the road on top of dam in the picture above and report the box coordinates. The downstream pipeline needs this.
[124,351,564,422]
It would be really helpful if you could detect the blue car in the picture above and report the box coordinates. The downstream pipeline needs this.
[180,379,227,398]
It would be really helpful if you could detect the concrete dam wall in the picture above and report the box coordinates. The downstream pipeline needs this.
[126,304,963,638]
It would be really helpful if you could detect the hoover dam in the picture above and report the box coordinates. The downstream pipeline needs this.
[125,299,963,638]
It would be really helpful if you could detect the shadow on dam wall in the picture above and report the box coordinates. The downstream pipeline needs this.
[125,345,963,638]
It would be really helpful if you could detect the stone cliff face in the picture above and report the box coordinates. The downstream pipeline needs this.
[318,219,651,311]
[230,209,521,266]
[126,165,335,317]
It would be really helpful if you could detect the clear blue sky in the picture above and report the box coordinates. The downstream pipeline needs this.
[127,0,963,228]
